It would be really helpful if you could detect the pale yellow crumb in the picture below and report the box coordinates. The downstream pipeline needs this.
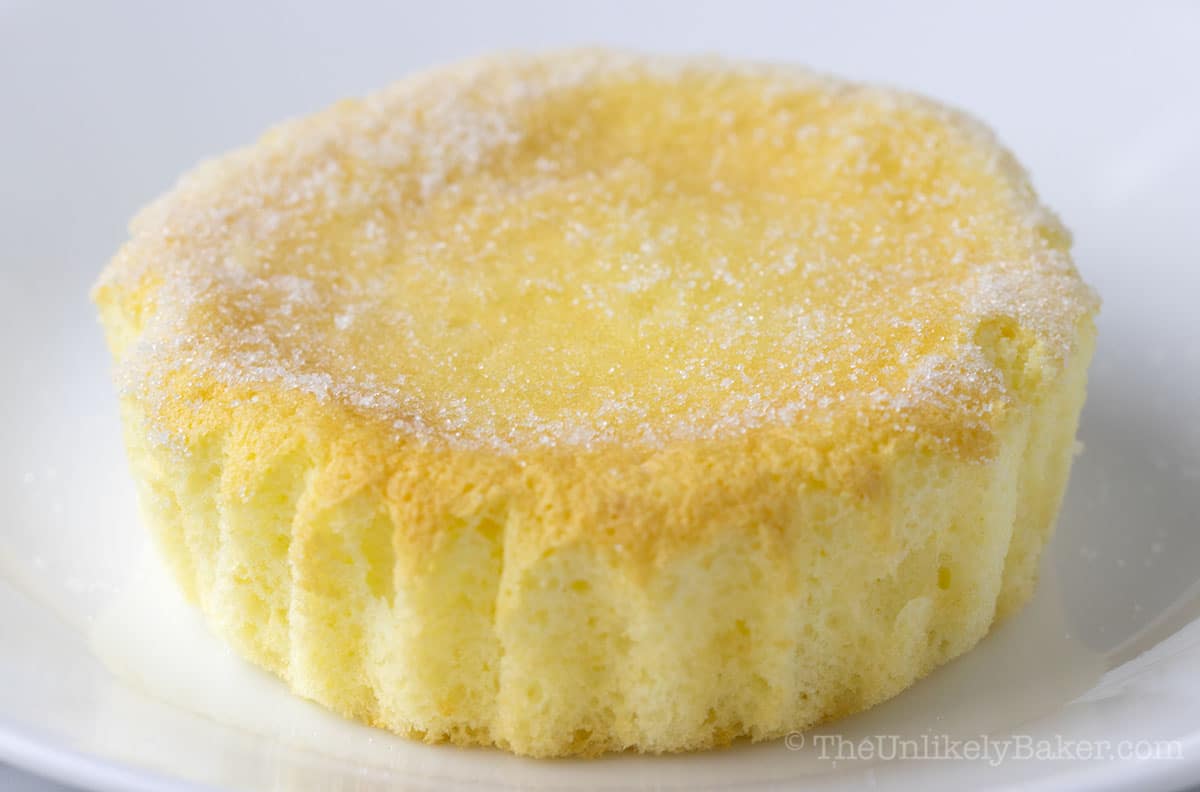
[94,49,1098,757]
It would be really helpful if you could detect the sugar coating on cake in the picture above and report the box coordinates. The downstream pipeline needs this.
[94,50,1099,758]
[97,50,1095,456]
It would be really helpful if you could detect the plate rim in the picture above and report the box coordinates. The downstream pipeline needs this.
[4,674,1200,792]
[0,715,221,792]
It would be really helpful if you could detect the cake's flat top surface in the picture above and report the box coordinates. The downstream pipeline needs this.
[97,50,1096,455]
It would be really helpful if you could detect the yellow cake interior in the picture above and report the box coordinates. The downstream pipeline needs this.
[94,51,1098,757]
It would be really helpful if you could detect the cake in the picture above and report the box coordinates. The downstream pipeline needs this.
[93,50,1098,757]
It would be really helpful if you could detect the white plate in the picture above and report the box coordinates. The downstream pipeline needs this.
[2,2,1199,790]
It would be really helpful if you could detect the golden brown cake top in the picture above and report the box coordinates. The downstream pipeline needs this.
[95,50,1097,457]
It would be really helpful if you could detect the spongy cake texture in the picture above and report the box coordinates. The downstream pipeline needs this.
[94,50,1098,757]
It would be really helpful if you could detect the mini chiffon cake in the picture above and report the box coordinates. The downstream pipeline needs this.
[94,51,1098,757]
